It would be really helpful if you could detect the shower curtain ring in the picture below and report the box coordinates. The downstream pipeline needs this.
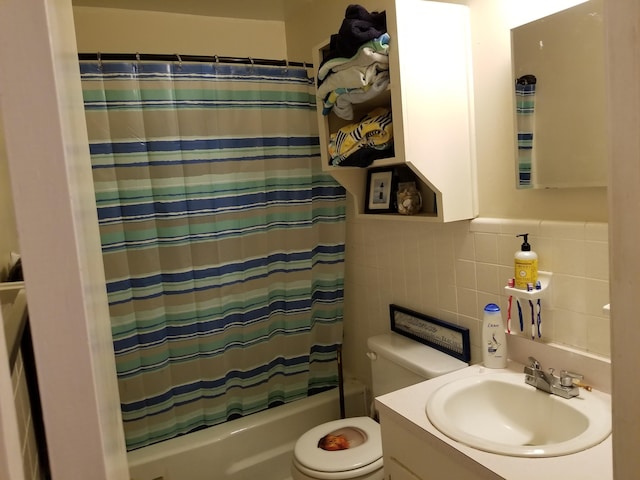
[248,57,254,70]
[97,52,103,71]
[175,53,183,70]
[284,59,289,72]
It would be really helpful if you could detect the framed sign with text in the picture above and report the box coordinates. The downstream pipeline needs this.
[389,304,471,362]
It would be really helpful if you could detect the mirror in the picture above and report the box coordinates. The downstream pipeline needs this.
[511,0,606,189]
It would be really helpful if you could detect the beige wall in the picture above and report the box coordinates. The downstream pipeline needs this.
[73,6,288,58]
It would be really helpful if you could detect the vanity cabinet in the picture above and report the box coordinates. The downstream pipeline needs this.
[379,410,500,480]
[386,457,422,480]
[313,0,477,222]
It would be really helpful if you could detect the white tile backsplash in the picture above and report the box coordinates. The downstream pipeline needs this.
[455,259,477,290]
[343,216,610,382]
[585,240,609,280]
[540,219,586,240]
[585,222,609,242]
[553,238,587,276]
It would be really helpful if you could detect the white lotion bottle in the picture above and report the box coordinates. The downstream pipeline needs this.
[482,303,507,368]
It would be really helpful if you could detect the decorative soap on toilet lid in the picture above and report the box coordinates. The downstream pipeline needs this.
[317,427,368,451]
[318,433,350,451]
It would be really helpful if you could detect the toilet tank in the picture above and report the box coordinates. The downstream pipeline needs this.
[367,332,468,399]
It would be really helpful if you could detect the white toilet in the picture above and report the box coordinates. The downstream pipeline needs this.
[291,332,468,480]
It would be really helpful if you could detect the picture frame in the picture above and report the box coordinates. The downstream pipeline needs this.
[365,168,395,213]
[389,304,471,363]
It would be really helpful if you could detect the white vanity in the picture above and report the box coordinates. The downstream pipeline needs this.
[376,341,612,480]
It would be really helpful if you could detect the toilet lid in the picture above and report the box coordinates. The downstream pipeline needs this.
[293,417,382,474]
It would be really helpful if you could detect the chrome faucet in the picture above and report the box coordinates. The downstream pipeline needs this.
[524,356,582,399]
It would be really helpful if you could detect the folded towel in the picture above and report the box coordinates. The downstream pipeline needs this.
[325,5,387,62]
[318,33,390,82]
[322,85,372,116]
[328,107,393,165]
[332,71,390,120]
[316,62,386,101]
[322,70,389,118]
[332,143,393,167]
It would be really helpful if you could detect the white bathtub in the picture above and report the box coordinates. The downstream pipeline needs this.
[128,380,368,480]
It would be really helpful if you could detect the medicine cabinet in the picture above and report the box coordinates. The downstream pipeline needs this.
[511,0,607,189]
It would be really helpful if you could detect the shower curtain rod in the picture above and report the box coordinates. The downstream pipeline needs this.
[78,52,312,68]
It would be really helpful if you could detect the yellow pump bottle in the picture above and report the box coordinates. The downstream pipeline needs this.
[514,233,538,289]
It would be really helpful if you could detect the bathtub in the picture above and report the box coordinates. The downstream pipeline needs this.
[128,379,368,480]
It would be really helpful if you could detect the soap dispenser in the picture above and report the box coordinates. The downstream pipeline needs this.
[514,233,538,290]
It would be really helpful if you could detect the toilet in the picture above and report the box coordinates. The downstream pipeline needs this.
[291,332,468,480]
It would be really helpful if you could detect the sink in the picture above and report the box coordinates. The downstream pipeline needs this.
[425,371,611,457]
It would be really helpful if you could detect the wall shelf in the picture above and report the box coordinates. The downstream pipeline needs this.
[504,271,552,301]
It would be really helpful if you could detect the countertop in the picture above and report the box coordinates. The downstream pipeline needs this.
[375,361,612,480]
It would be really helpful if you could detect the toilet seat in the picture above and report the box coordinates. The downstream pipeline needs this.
[292,417,383,479]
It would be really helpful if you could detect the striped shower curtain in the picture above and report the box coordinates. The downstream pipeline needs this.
[80,59,346,450]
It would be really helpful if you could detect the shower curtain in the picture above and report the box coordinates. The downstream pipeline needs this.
[80,59,346,450]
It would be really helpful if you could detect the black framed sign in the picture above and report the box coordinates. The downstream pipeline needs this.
[389,304,471,362]
[365,167,395,213]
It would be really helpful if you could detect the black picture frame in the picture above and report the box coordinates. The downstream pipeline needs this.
[389,304,471,363]
[365,167,396,213]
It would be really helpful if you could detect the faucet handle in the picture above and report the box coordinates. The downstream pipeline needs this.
[560,370,583,387]
[528,356,541,369]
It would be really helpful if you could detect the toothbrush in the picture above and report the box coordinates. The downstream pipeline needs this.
[535,281,542,338]
[506,278,515,334]
[507,295,513,334]
[536,299,542,338]
[529,299,535,340]
[516,298,523,332]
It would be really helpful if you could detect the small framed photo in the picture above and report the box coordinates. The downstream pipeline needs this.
[365,168,395,213]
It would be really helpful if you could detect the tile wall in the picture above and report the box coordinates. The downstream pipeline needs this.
[342,215,610,388]
[11,349,44,480]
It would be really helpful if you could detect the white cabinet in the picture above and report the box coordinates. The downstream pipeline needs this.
[386,457,422,480]
[313,0,477,222]
[379,411,501,480]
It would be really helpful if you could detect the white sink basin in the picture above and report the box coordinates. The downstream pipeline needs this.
[425,371,611,457]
